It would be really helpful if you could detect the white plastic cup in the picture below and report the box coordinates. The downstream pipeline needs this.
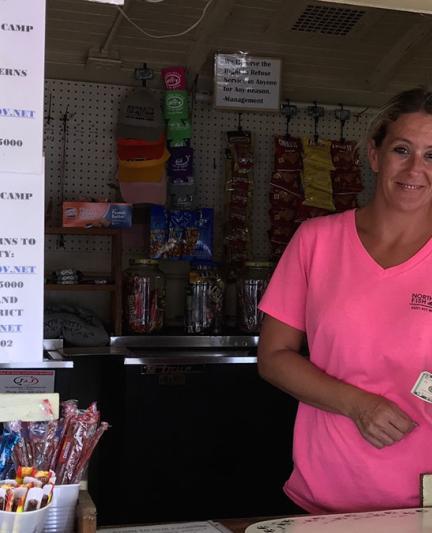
[0,501,51,533]
[43,484,80,533]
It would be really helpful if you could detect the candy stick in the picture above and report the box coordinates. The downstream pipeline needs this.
[71,422,109,483]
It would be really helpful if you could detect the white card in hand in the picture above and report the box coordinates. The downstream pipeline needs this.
[411,371,432,403]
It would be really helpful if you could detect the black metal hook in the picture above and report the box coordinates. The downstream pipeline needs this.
[308,101,325,143]
[237,112,243,133]
[142,62,147,87]
[281,100,298,138]
[44,93,53,125]
[335,103,351,143]
[134,62,154,87]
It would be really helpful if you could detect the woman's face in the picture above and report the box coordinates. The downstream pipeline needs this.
[368,111,432,214]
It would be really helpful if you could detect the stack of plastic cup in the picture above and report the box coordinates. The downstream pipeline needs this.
[42,484,80,533]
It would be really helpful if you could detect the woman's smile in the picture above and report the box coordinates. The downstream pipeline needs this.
[395,182,424,191]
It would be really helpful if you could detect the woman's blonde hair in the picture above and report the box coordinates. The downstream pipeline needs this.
[367,86,432,147]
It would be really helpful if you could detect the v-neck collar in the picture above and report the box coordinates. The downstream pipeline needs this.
[347,209,432,276]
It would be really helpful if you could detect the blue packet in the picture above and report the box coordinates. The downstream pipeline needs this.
[150,207,214,261]
[0,429,20,480]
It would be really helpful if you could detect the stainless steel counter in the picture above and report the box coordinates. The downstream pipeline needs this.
[124,354,257,365]
[54,335,259,364]
[0,339,74,368]
[0,360,73,369]
[111,334,259,348]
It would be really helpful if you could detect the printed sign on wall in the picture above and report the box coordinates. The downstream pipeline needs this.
[0,370,55,394]
[0,0,45,175]
[0,176,44,363]
[214,53,282,112]
[0,0,45,363]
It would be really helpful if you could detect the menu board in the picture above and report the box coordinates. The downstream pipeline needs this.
[0,0,45,363]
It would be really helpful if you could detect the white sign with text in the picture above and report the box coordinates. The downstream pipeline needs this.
[0,0,45,175]
[0,178,44,363]
[0,1,45,363]
[214,53,281,112]
[0,370,55,394]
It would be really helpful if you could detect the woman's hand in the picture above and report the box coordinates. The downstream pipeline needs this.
[258,316,418,449]
[350,392,417,449]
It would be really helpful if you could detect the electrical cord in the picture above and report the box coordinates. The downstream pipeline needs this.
[116,0,215,39]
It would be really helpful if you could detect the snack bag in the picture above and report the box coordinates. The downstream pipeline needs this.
[301,137,335,212]
[274,135,303,172]
[224,131,254,265]
[330,140,360,170]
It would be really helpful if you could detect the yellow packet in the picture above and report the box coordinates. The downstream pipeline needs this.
[302,138,335,211]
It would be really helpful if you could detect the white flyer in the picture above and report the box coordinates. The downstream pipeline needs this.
[0,0,45,174]
[98,521,231,533]
[0,172,44,363]
[0,370,55,393]
[246,508,432,533]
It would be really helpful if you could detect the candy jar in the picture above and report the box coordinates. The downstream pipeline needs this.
[237,261,272,334]
[185,261,224,334]
[123,258,165,334]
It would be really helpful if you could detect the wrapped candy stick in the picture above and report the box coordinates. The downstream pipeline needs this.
[71,421,109,483]
[49,399,78,471]
[0,430,20,480]
[56,408,99,484]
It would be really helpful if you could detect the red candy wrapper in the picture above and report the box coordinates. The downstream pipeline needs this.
[71,422,109,484]
[5,399,108,486]
[55,402,104,484]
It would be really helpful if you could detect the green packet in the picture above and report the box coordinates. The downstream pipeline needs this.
[167,118,192,142]
[164,90,189,120]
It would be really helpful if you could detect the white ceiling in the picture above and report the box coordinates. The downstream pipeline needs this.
[45,0,432,106]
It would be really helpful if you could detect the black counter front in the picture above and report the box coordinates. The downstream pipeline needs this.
[54,335,300,527]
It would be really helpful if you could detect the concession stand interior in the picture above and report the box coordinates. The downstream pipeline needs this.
[3,0,432,531]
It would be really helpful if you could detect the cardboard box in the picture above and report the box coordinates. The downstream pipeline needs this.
[62,202,132,228]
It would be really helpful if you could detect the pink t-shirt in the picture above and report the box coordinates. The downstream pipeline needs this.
[259,209,432,514]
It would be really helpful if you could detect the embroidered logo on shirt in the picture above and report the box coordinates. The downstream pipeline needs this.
[411,293,432,312]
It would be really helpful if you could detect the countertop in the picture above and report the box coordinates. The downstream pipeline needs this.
[46,335,260,365]
[220,516,284,532]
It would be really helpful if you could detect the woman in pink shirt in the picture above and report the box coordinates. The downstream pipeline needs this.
[258,87,432,514]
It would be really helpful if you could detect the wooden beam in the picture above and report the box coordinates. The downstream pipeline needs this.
[366,21,432,91]
[186,0,236,77]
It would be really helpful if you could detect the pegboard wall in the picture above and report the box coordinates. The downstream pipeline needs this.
[44,79,376,260]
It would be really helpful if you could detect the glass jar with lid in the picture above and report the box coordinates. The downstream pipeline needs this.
[123,258,165,334]
[185,261,225,335]
[237,261,273,334]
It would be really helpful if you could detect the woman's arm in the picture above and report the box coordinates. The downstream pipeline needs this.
[257,314,417,448]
